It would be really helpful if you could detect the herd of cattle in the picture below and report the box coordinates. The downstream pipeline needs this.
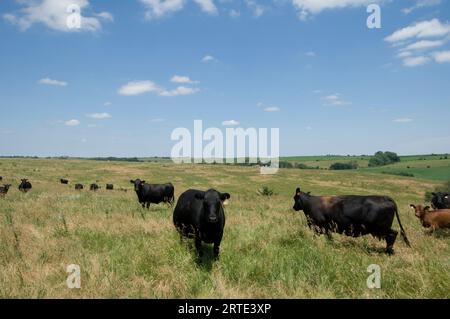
[0,175,449,257]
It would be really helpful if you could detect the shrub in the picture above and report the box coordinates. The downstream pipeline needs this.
[329,161,358,170]
[258,186,275,197]
[368,151,400,167]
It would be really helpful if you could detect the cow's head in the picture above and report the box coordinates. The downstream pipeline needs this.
[293,187,308,211]
[3,184,11,189]
[130,179,145,192]
[195,189,230,224]
[410,204,431,218]
[21,179,28,183]
[431,192,449,209]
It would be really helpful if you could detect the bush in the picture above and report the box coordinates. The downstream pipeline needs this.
[329,161,358,170]
[381,171,414,177]
[368,151,400,167]
[258,186,275,197]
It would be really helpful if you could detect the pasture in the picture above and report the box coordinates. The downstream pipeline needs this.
[0,158,449,298]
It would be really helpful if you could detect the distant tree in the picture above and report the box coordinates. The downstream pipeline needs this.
[329,161,358,170]
[368,151,400,167]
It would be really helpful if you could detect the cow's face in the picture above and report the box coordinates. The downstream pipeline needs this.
[195,190,230,224]
[410,204,430,218]
[130,179,145,192]
[293,187,303,211]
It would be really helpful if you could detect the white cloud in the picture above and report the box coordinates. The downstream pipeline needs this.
[384,19,450,43]
[104,101,112,106]
[86,113,111,119]
[4,0,113,32]
[222,120,240,126]
[118,80,162,96]
[403,56,430,67]
[431,51,450,63]
[159,86,200,97]
[292,0,377,20]
[140,0,185,20]
[38,77,67,87]
[170,75,198,84]
[396,51,412,58]
[202,55,218,63]
[194,0,218,15]
[246,0,265,17]
[394,118,413,123]
[65,119,80,126]
[402,40,444,51]
[322,93,351,106]
[402,0,441,15]
[264,106,280,112]
[229,9,240,18]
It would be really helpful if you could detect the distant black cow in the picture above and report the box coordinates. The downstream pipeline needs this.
[130,179,175,209]
[106,184,114,190]
[90,183,99,191]
[18,179,32,192]
[0,176,3,181]
[60,178,69,184]
[75,184,83,190]
[292,187,410,254]
[0,184,11,197]
[431,192,450,209]
[173,189,230,258]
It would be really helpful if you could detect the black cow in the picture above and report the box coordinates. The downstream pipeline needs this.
[90,183,100,191]
[292,187,410,254]
[0,176,3,181]
[431,192,450,209]
[75,183,83,190]
[18,179,32,192]
[0,184,11,197]
[130,179,175,209]
[173,189,230,258]
[60,178,69,184]
[106,184,114,190]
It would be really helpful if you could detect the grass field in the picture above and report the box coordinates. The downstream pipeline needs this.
[0,158,449,298]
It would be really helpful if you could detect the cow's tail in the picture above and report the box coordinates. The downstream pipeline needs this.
[394,204,411,247]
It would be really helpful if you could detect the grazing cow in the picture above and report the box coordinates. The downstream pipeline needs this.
[90,183,99,191]
[292,187,410,254]
[18,179,32,192]
[430,192,450,209]
[173,189,230,258]
[75,184,83,190]
[410,204,450,233]
[130,179,175,209]
[106,184,114,190]
[0,176,2,181]
[60,178,69,184]
[0,184,11,197]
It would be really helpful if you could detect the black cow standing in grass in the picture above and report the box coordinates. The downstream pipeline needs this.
[75,184,83,190]
[431,192,450,209]
[130,179,175,209]
[106,184,114,190]
[90,183,100,191]
[173,189,230,258]
[18,179,32,192]
[60,178,69,184]
[292,187,410,254]
[0,184,11,197]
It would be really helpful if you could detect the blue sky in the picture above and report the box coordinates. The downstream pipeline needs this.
[0,0,449,157]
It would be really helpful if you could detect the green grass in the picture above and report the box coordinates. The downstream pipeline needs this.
[0,158,449,298]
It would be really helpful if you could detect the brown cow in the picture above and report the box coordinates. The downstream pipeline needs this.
[410,204,450,233]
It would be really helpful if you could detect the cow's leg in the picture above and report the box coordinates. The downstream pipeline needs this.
[385,229,397,255]
[146,202,150,209]
[213,242,220,259]
[195,233,203,257]
[325,230,333,241]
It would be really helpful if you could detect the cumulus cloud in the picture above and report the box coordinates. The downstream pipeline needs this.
[140,0,185,20]
[222,120,240,126]
[292,0,377,20]
[384,19,450,43]
[3,0,113,32]
[118,80,199,97]
[322,93,351,106]
[402,0,441,15]
[38,77,67,86]
[403,56,430,67]
[170,75,198,84]
[402,40,444,51]
[264,106,280,112]
[394,118,413,123]
[65,119,80,126]
[246,0,265,17]
[202,55,218,63]
[193,0,218,15]
[86,113,112,119]
[431,51,450,63]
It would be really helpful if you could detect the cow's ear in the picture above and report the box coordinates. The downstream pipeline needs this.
[410,204,416,209]
[130,180,135,184]
[141,180,146,184]
[431,192,436,196]
[220,193,230,201]
[296,187,301,193]
[195,192,205,200]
